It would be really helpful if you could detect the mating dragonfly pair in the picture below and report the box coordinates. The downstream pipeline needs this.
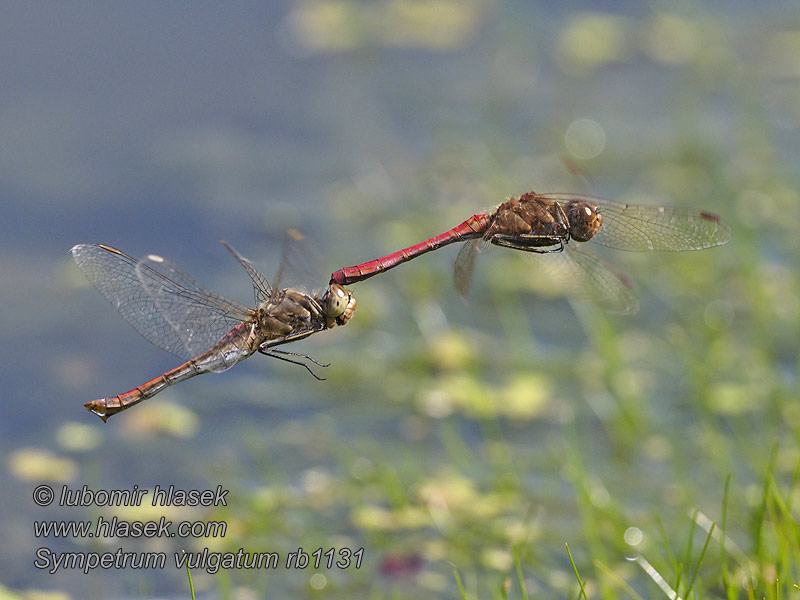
[74,192,730,420]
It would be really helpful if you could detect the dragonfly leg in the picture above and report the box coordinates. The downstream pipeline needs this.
[258,347,329,380]
[271,348,330,368]
[491,234,565,253]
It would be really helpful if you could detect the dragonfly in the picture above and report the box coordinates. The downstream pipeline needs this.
[72,241,357,421]
[329,191,731,313]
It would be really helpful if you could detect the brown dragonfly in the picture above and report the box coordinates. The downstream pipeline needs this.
[72,241,356,421]
[330,192,731,313]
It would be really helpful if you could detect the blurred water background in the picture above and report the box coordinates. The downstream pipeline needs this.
[1,1,798,598]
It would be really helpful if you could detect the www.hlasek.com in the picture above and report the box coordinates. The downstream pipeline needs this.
[33,484,364,575]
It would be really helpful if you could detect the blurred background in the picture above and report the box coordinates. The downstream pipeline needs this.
[2,1,798,598]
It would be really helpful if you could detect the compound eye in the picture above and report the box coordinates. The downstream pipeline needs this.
[323,284,349,318]
[567,201,602,242]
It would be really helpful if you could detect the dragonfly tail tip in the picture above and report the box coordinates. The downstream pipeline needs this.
[84,400,110,423]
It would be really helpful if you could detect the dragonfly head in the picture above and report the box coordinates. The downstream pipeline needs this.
[565,200,603,242]
[322,283,357,327]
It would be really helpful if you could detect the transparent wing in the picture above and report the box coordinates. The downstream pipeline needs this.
[542,194,732,251]
[71,244,253,360]
[537,245,639,314]
[453,238,637,313]
[453,240,481,298]
[273,229,325,296]
[219,240,273,306]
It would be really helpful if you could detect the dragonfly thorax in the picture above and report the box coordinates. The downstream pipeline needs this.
[255,288,327,339]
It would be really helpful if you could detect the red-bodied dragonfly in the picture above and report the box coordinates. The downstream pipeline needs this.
[72,241,356,421]
[330,191,731,313]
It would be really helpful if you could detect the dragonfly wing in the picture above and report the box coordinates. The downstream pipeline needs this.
[591,200,732,251]
[71,244,252,360]
[454,240,480,298]
[272,229,325,297]
[538,245,639,314]
[219,240,273,306]
[136,252,255,359]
